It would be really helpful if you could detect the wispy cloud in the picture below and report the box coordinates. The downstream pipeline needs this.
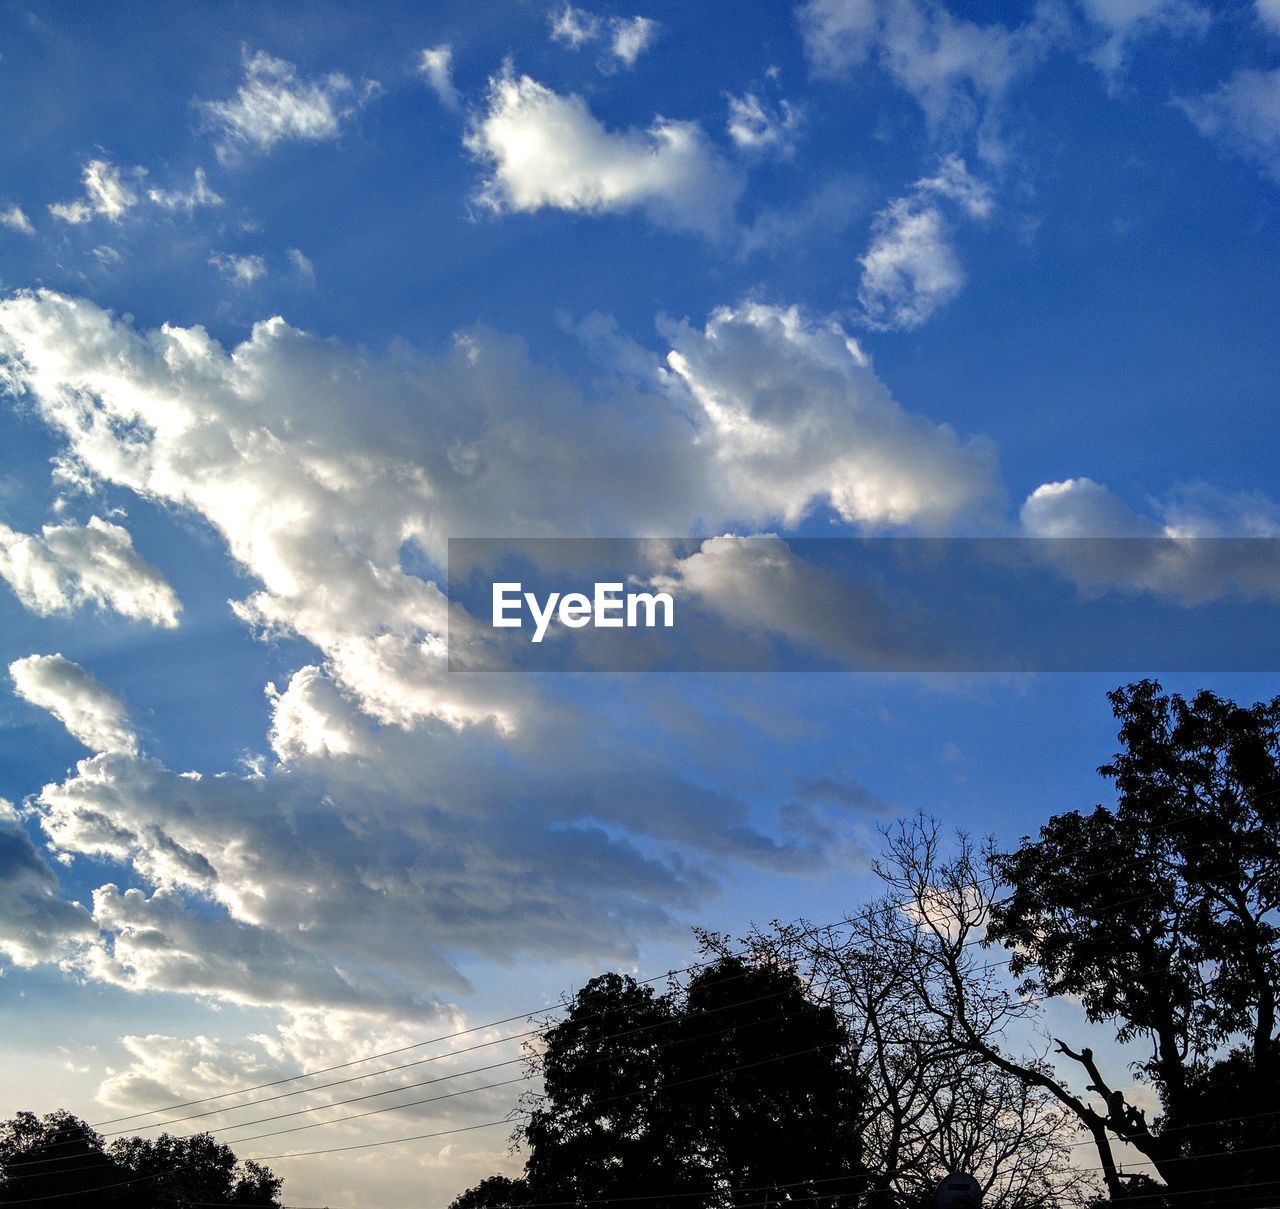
[198,49,373,163]
[0,204,35,236]
[858,155,992,331]
[49,159,142,224]
[548,5,660,69]
[418,44,460,109]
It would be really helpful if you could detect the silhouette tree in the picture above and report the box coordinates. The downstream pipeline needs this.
[109,1132,281,1207]
[0,1110,282,1208]
[667,957,864,1207]
[451,957,866,1209]
[712,907,1088,1208]
[987,681,1280,1204]
[521,970,690,1207]
[0,1112,120,1209]
[447,1174,530,1208]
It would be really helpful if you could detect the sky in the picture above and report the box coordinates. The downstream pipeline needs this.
[0,0,1279,1205]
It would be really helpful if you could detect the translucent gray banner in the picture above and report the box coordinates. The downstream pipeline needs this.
[446,537,1280,672]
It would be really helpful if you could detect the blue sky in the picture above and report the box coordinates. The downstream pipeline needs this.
[1,1,1279,1204]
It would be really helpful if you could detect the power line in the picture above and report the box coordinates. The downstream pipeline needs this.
[10,983,856,1176]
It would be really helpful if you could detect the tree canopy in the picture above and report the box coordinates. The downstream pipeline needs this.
[453,956,867,1209]
[0,1110,282,1209]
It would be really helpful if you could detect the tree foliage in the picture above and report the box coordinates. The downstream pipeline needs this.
[0,1110,282,1208]
[987,681,1280,1203]
[454,956,866,1209]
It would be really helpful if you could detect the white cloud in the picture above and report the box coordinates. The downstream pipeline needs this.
[10,653,138,754]
[662,300,999,528]
[90,1010,523,1209]
[796,0,1061,161]
[550,3,602,47]
[726,92,803,156]
[1178,69,1280,186]
[82,883,428,1012]
[465,70,742,238]
[859,199,963,330]
[1,204,35,236]
[147,167,224,213]
[609,16,660,66]
[1021,476,1155,538]
[49,159,142,224]
[914,153,994,218]
[549,6,659,67]
[1261,0,1280,34]
[418,44,460,109]
[1021,477,1280,602]
[1077,0,1209,78]
[0,289,990,1004]
[266,666,367,760]
[0,515,181,626]
[209,251,267,286]
[858,155,991,330]
[287,247,316,283]
[199,50,366,163]
[0,797,96,967]
[1024,478,1280,541]
[24,722,821,1013]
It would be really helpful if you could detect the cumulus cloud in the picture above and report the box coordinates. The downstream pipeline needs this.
[0,516,181,625]
[1178,69,1280,187]
[797,0,1061,161]
[726,93,803,156]
[1261,0,1280,34]
[10,654,138,754]
[465,70,741,238]
[0,290,996,729]
[266,666,368,760]
[83,883,430,1012]
[1,204,35,236]
[1021,477,1280,602]
[662,300,1000,527]
[49,160,142,224]
[1021,477,1156,538]
[418,44,460,109]
[27,716,845,1013]
[147,167,224,213]
[1023,478,1280,542]
[858,155,992,330]
[549,6,660,68]
[0,798,96,967]
[0,288,995,1012]
[199,50,368,163]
